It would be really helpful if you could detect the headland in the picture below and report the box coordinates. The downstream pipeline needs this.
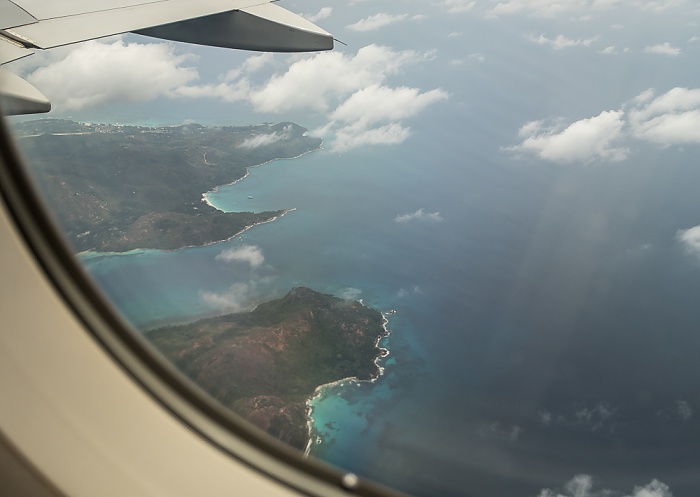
[146,287,387,450]
[14,119,322,252]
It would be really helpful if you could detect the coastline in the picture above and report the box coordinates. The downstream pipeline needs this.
[76,208,297,259]
[202,143,323,212]
[78,143,324,258]
[303,311,392,457]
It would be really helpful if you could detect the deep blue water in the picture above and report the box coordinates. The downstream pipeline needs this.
[81,118,700,496]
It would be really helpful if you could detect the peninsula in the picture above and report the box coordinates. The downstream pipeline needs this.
[146,287,386,450]
[13,119,321,252]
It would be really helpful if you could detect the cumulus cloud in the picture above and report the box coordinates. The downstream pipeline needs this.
[346,12,409,31]
[246,44,434,114]
[178,44,445,151]
[222,53,275,81]
[640,0,687,13]
[200,282,253,311]
[237,46,446,151]
[574,402,616,431]
[629,87,700,145]
[676,225,700,256]
[395,208,444,223]
[169,80,251,103]
[488,0,688,17]
[215,245,265,268]
[538,403,617,431]
[30,39,445,152]
[303,7,333,22]
[25,38,198,110]
[339,287,363,300]
[329,85,449,133]
[536,475,672,497]
[489,0,612,18]
[600,45,617,54]
[397,285,424,298]
[324,84,448,150]
[442,0,476,13]
[238,125,293,149]
[510,110,628,163]
[644,42,681,55]
[527,33,599,49]
[332,123,412,151]
[676,400,693,420]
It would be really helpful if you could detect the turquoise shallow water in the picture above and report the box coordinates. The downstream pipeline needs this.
[80,123,700,496]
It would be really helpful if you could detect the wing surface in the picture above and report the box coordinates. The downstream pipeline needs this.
[0,0,333,115]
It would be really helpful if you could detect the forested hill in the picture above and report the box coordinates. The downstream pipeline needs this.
[13,119,321,252]
[146,287,385,450]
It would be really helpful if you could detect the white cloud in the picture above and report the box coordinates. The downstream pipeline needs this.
[488,0,688,17]
[329,85,449,132]
[442,0,476,13]
[200,282,253,311]
[600,45,617,54]
[489,0,615,18]
[536,475,672,497]
[247,44,431,114]
[677,400,693,420]
[238,125,293,149]
[469,53,486,62]
[215,245,265,268]
[510,110,628,163]
[397,285,424,298]
[677,225,700,256]
[25,38,198,110]
[299,75,446,152]
[640,0,687,12]
[689,35,700,43]
[239,53,276,75]
[395,208,444,223]
[339,287,363,300]
[633,88,656,105]
[29,40,444,153]
[527,33,599,49]
[331,123,411,151]
[574,402,616,431]
[221,53,275,82]
[629,87,700,145]
[511,86,700,163]
[303,7,333,22]
[644,42,681,55]
[170,80,251,103]
[346,12,409,31]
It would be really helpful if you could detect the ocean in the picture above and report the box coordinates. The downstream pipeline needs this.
[79,115,700,497]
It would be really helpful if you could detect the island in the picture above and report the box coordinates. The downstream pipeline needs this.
[12,119,389,451]
[12,119,321,252]
[146,287,386,450]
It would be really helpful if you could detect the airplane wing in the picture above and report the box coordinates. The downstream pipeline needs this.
[0,0,333,115]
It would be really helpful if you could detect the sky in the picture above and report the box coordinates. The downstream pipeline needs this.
[8,0,700,157]
[6,1,700,495]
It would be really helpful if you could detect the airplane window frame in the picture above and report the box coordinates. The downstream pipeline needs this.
[0,110,407,497]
